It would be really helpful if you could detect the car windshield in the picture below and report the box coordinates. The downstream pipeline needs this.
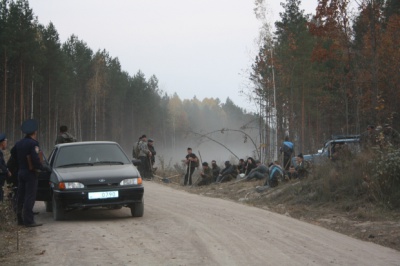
[54,143,131,168]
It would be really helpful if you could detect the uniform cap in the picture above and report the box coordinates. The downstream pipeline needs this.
[202,162,208,166]
[0,133,6,142]
[297,153,304,158]
[21,119,38,134]
[148,138,154,142]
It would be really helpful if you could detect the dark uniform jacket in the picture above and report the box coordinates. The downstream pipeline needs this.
[0,149,8,176]
[16,136,44,171]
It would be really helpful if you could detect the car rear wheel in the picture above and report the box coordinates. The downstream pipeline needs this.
[45,201,53,212]
[52,194,65,221]
[130,201,144,217]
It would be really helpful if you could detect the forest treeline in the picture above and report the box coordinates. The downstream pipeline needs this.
[252,0,400,154]
[0,0,258,155]
[2,0,399,161]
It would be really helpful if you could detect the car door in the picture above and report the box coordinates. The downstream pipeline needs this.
[36,148,56,202]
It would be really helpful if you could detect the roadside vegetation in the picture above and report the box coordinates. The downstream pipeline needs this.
[157,147,400,251]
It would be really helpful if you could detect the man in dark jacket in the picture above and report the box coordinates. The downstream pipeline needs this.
[184,148,198,186]
[245,160,268,181]
[216,161,236,183]
[16,119,49,227]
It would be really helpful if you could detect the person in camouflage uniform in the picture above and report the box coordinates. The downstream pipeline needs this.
[55,125,76,144]
[197,162,213,186]
[138,135,153,179]
[211,160,220,182]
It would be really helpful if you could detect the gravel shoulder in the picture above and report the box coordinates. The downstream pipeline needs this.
[1,181,400,266]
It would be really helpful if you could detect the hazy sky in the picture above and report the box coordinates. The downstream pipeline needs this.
[28,0,318,112]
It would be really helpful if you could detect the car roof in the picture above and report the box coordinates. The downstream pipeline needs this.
[324,137,360,147]
[55,141,118,148]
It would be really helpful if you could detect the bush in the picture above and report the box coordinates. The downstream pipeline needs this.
[369,148,400,209]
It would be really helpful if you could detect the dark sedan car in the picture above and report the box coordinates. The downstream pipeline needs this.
[36,141,144,221]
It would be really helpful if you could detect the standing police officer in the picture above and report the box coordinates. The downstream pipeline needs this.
[16,119,48,227]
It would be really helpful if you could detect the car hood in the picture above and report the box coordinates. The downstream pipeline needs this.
[53,164,140,184]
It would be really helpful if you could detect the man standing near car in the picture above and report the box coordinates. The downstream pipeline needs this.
[147,138,157,173]
[138,135,152,179]
[16,119,48,227]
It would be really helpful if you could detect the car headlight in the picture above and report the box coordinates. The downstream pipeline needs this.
[59,182,85,190]
[120,178,142,186]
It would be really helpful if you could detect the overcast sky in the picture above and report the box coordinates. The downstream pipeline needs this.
[28,0,318,112]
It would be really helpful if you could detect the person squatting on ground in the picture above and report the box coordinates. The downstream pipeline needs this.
[216,161,236,183]
[245,160,269,181]
[184,148,198,186]
[280,136,294,171]
[137,135,153,179]
[16,119,49,227]
[55,125,77,144]
[256,161,284,193]
[295,153,308,179]
[197,162,213,186]
[287,165,297,180]
[0,133,11,202]
[211,160,220,183]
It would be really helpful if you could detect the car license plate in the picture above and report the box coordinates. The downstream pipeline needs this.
[88,191,119,200]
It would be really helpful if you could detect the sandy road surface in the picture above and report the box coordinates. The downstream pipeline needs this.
[12,181,400,266]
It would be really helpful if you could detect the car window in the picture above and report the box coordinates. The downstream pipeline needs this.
[54,143,130,167]
[48,148,57,166]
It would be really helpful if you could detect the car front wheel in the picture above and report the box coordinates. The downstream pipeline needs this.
[52,194,65,221]
[45,201,53,212]
[130,201,144,217]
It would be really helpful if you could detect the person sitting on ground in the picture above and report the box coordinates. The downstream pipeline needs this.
[244,157,257,176]
[216,161,236,183]
[295,153,308,179]
[256,161,284,192]
[287,165,297,180]
[237,159,245,174]
[197,162,213,186]
[245,160,268,181]
[211,160,220,183]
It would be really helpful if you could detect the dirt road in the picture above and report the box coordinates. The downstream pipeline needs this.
[9,181,400,265]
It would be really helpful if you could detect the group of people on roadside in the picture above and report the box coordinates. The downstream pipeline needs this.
[179,138,308,190]
[360,123,400,150]
[132,135,157,180]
